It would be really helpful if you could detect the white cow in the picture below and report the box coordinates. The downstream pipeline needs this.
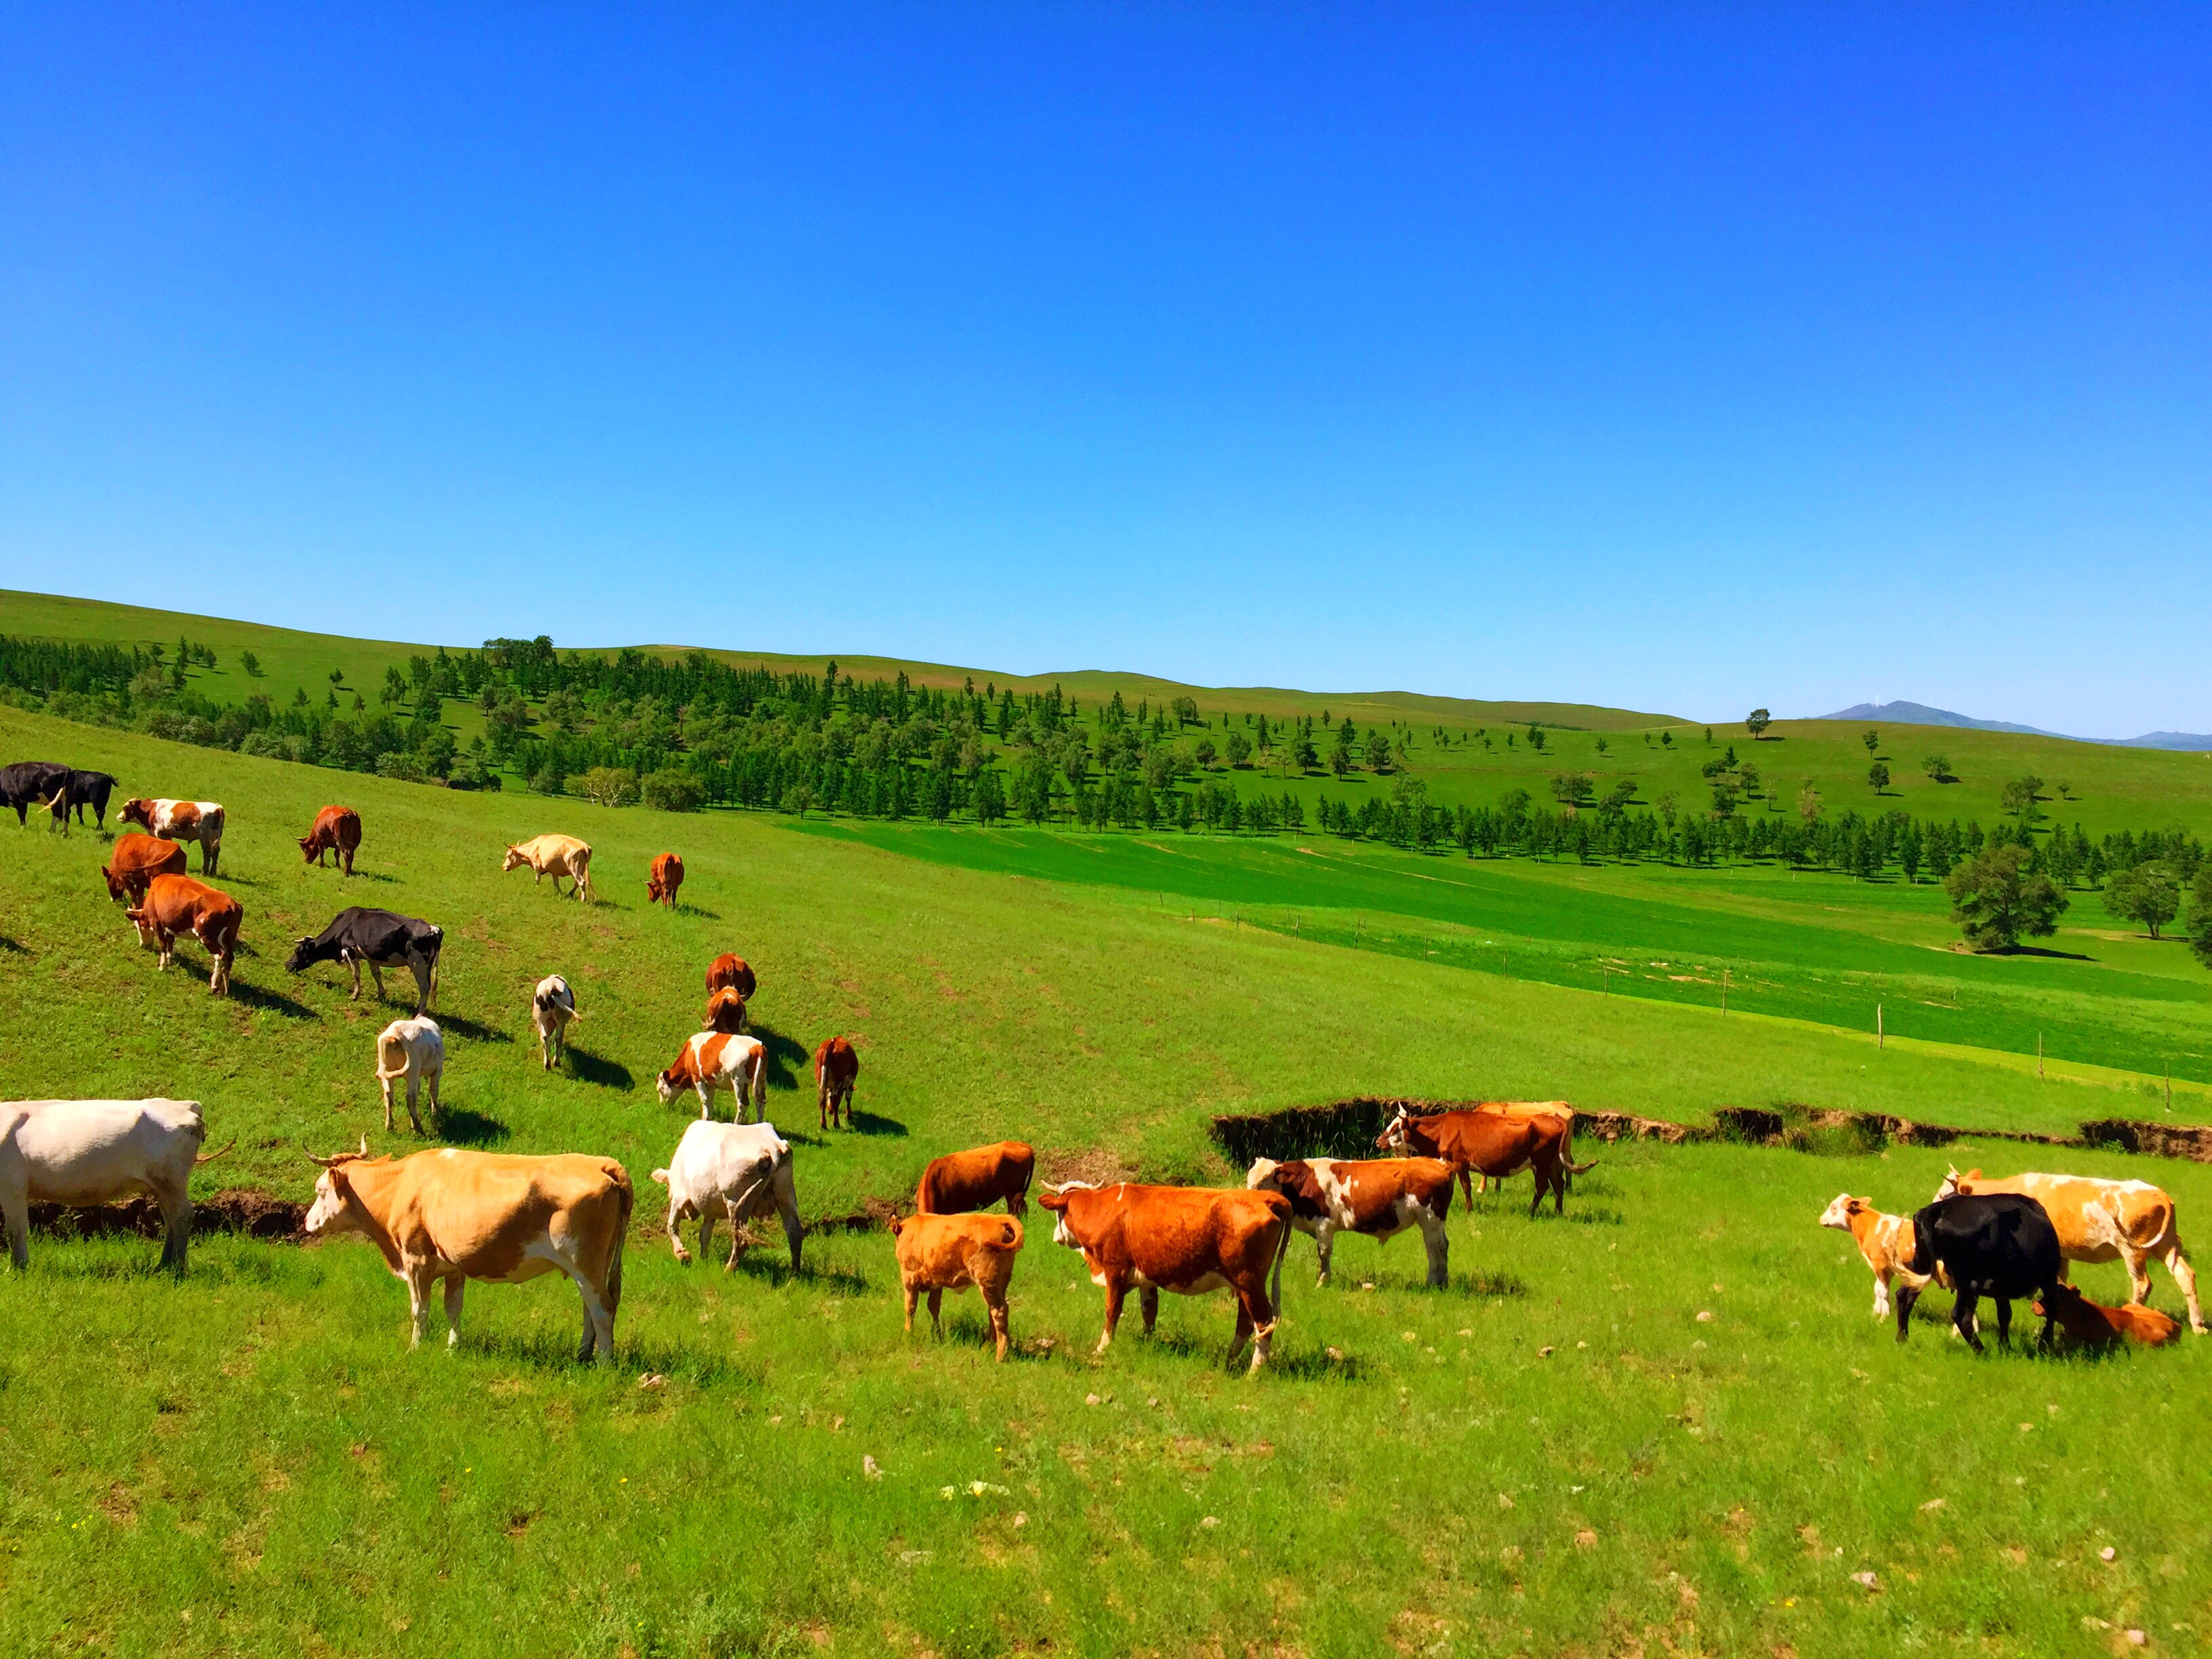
[374,1017,445,1134]
[650,1120,802,1272]
[531,975,578,1070]
[1,1099,222,1272]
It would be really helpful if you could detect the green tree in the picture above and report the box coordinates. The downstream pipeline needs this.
[1225,732,1253,767]
[1329,740,1351,778]
[1944,844,2067,951]
[1193,738,1217,770]
[1525,724,1547,753]
[2190,865,2212,970]
[239,650,262,678]
[1798,781,1820,824]
[1594,735,1609,756]
[1923,754,1952,783]
[381,666,407,708]
[1709,779,1739,818]
[1867,761,1890,794]
[1364,728,1392,771]
[1549,771,1591,806]
[577,766,640,808]
[1999,775,2044,826]
[1862,729,1879,758]
[2104,863,2179,939]
[1746,708,1771,741]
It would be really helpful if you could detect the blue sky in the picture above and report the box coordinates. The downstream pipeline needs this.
[2,5,2206,734]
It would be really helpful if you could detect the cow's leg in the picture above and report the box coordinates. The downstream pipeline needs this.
[773,1167,804,1273]
[1953,1290,1986,1354]
[819,1082,830,1131]
[696,1079,714,1121]
[424,1067,441,1129]
[903,1282,919,1334]
[2117,1246,2153,1309]
[380,1075,396,1134]
[1420,1213,1450,1289]
[154,1181,193,1273]
[1993,1296,2014,1351]
[1872,1271,1891,1320]
[2,1176,31,1269]
[1227,1299,1254,1370]
[1458,1166,1475,1210]
[1893,1282,1919,1343]
[1097,1275,1128,1353]
[405,1265,436,1348]
[1313,1222,1336,1289]
[572,1275,613,1362]
[668,1198,691,1264]
[368,962,388,1002]
[987,1290,1010,1362]
[346,958,363,1001]
[404,1073,425,1136]
[2158,1244,2204,1334]
[410,957,431,1019]
[724,1208,745,1273]
[443,1276,466,1349]
[928,1287,944,1338]
[697,1204,716,1267]
[1139,1285,1160,1336]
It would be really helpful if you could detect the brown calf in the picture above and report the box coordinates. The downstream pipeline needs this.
[101,835,188,904]
[647,852,684,908]
[124,873,243,996]
[705,954,757,1000]
[701,988,749,1034]
[2033,1283,2183,1352]
[918,1141,1033,1216]
[299,805,362,876]
[815,1036,859,1130]
[892,1212,1023,1361]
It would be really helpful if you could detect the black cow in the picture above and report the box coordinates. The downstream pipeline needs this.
[1894,1193,2062,1353]
[285,907,443,1016]
[1,761,70,827]
[47,770,117,834]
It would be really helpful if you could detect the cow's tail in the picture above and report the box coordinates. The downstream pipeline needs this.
[1267,1196,1295,1319]
[194,1136,238,1167]
[1569,1158,1598,1176]
[606,1163,633,1317]
[374,1033,408,1082]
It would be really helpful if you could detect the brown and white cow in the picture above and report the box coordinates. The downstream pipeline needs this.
[304,1142,632,1360]
[501,834,592,901]
[701,988,749,1035]
[1247,1155,1455,1298]
[1037,1181,1293,1372]
[647,852,684,908]
[815,1036,859,1130]
[917,1141,1033,1217]
[2032,1283,2184,1351]
[1936,1167,2203,1334]
[124,873,242,996]
[118,798,225,876]
[656,1031,768,1122]
[299,805,363,876]
[100,835,188,905]
[892,1212,1023,1361]
[1376,1104,1589,1217]
[532,975,578,1070]
[705,954,757,1000]
[1819,1193,1933,1320]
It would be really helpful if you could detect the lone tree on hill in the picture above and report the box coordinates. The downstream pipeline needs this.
[1862,729,1879,758]
[1867,761,1891,795]
[1923,754,1953,783]
[2104,863,2180,939]
[1746,708,1771,741]
[1944,844,2067,951]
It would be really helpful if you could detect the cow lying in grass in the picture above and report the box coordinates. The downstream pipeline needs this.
[2034,1283,2183,1352]
[893,1212,1023,1361]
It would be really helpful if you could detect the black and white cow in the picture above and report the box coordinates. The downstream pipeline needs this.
[285,907,443,1016]
[1894,1192,2063,1353]
[0,760,70,827]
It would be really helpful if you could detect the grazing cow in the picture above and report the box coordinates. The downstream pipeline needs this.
[0,760,69,827]
[298,805,363,876]
[532,975,578,1070]
[124,874,241,996]
[304,1143,632,1360]
[917,1141,1034,1217]
[1247,1155,1454,1299]
[1376,1104,1590,1217]
[649,1119,802,1272]
[701,988,749,1034]
[40,769,117,836]
[1893,1193,2063,1352]
[893,1212,1023,1361]
[117,799,224,875]
[501,834,592,901]
[1936,1166,2203,1334]
[1,1098,226,1273]
[1464,1101,1581,1194]
[705,954,757,1000]
[2032,1283,2184,1352]
[656,1031,768,1122]
[647,853,684,908]
[1819,1193,1935,1319]
[815,1036,859,1130]
[284,907,443,1016]
[1037,1181,1293,1372]
[100,835,188,904]
[374,1017,445,1134]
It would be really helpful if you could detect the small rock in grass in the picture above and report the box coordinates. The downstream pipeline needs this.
[1084,1393,1101,1407]
[1458,1328,1472,1337]
[1200,1516,1220,1529]
[1920,1498,1945,1512]
[1574,1530,1597,1550]
[1012,1512,1027,1528]
[863,1456,882,1479]
[1538,1345,1555,1357]
[2127,1631,2147,1647]
[1326,1347,1345,1362]
[637,1372,667,1390]
[1696,1310,1715,1324]
[1851,1571,1879,1592]
[1401,1331,1417,1343]
[2101,1546,2118,1563]
[1496,1492,1515,1510]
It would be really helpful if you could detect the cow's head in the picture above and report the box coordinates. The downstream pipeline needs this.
[1818,1193,1869,1231]
[500,846,528,872]
[1036,1181,1096,1248]
[1374,1105,1412,1151]
[1931,1166,1983,1202]
[118,798,154,830]
[2030,1282,2092,1324]
[304,1138,372,1237]
[100,862,127,901]
[283,937,321,975]
[298,833,321,861]
[655,1067,683,1105]
[122,905,159,950]
[1244,1158,1279,1191]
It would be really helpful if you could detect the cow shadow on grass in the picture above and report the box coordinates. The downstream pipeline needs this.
[752,1028,810,1091]
[847,1109,907,1138]
[0,935,24,954]
[674,904,721,922]
[228,980,319,1020]
[562,1047,633,1090]
[934,1312,1055,1363]
[434,1012,514,1044]
[430,1108,509,1147]
[469,1329,754,1389]
[731,1253,869,1296]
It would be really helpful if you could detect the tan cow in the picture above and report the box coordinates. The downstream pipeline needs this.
[117,798,225,876]
[100,835,188,904]
[1936,1166,2203,1334]
[1247,1155,1455,1297]
[916,1141,1033,1216]
[656,1031,768,1122]
[892,1212,1023,1361]
[124,873,242,996]
[1819,1193,1933,1319]
[304,1141,632,1359]
[1037,1182,1293,1372]
[501,834,592,902]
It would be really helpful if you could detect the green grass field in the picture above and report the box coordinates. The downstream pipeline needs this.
[3,702,2211,1656]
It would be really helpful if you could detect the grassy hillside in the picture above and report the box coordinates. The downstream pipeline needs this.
[4,703,2212,1654]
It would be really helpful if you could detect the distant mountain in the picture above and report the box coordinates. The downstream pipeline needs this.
[1817,701,2212,752]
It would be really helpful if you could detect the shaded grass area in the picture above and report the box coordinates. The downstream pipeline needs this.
[3,1140,2208,1657]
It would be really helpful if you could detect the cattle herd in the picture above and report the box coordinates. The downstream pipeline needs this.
[2,753,2207,1377]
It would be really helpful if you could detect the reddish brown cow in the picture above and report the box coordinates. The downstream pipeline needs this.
[1038,1182,1293,1372]
[705,954,757,1000]
[918,1141,1034,1216]
[2033,1283,2183,1351]
[701,988,749,1034]
[298,806,362,876]
[647,853,684,909]
[815,1036,859,1130]
[1376,1104,1591,1217]
[123,874,243,996]
[100,835,188,904]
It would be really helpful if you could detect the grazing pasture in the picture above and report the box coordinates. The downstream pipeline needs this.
[2,705,2211,1654]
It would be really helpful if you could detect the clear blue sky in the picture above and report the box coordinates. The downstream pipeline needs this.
[3,5,2206,735]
